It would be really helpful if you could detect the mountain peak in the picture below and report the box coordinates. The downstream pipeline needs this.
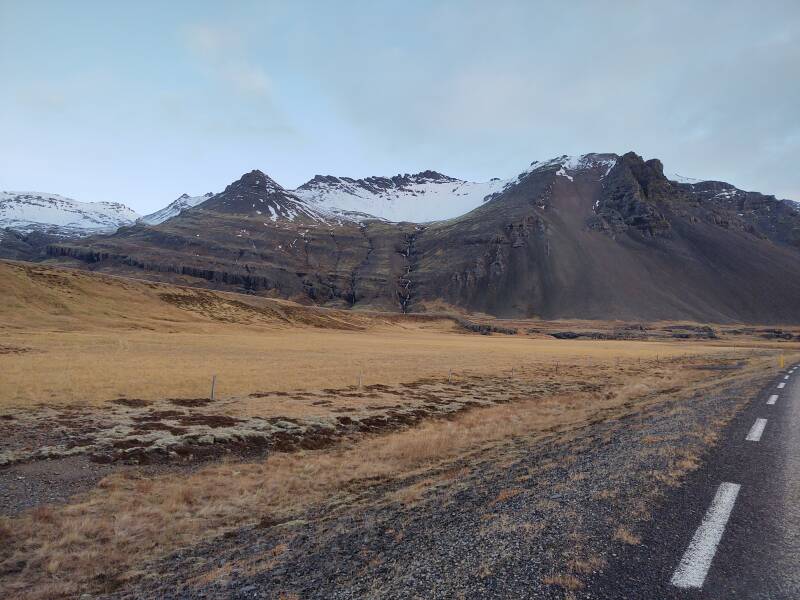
[614,151,671,195]
[512,153,620,185]
[226,169,284,194]
[408,170,454,182]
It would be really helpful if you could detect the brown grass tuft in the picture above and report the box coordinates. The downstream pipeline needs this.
[568,555,606,574]
[613,526,641,545]
[542,573,584,590]
[490,488,523,506]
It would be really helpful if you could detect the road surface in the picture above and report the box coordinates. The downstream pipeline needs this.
[588,363,800,599]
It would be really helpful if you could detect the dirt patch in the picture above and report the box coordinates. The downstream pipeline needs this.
[691,362,745,371]
[111,398,152,408]
[168,398,215,408]
[132,422,189,435]
[134,410,185,421]
[176,414,242,428]
[0,345,32,355]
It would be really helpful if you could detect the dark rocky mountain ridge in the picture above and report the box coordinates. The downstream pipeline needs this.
[18,151,800,323]
[297,170,461,196]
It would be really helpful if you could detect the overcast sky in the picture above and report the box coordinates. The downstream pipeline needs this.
[1,0,798,213]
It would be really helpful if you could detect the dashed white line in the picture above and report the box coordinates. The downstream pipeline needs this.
[784,375,790,380]
[767,394,779,405]
[670,482,741,589]
[746,418,767,442]
[778,382,786,389]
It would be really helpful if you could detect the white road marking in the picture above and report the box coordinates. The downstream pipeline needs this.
[778,382,786,389]
[784,375,790,380]
[670,482,741,589]
[746,418,767,442]
[767,394,779,405]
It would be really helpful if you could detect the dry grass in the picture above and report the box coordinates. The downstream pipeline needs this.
[0,366,724,599]
[1,358,794,598]
[542,573,584,590]
[0,259,753,408]
[1,326,731,408]
[490,488,524,505]
[613,526,641,545]
[387,479,434,505]
[567,555,606,575]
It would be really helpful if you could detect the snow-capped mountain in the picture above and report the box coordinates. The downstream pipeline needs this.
[16,152,790,239]
[199,170,338,225]
[0,191,139,236]
[45,151,800,324]
[292,155,624,223]
[141,192,215,225]
[293,170,508,223]
[137,156,626,228]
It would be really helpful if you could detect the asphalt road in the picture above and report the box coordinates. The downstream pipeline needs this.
[587,363,800,599]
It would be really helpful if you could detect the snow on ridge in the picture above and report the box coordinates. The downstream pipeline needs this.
[513,153,619,186]
[292,155,623,224]
[669,173,705,185]
[293,172,506,223]
[0,191,139,236]
[141,192,215,225]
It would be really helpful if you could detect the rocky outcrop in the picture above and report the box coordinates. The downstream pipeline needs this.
[592,152,672,236]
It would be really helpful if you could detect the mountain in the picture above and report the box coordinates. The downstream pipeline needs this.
[141,192,214,225]
[43,152,800,323]
[0,191,139,236]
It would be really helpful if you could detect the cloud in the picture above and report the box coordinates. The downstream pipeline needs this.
[181,23,273,98]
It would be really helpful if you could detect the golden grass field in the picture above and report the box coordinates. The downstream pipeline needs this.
[0,259,767,408]
[3,259,800,599]
[3,351,793,599]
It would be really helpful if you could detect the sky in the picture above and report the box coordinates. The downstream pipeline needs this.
[1,0,798,214]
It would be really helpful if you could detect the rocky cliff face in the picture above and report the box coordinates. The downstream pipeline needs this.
[40,152,800,323]
[591,153,673,236]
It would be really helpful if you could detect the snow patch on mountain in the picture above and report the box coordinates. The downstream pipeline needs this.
[293,171,507,223]
[141,192,215,225]
[512,153,619,187]
[0,191,139,236]
[669,173,704,185]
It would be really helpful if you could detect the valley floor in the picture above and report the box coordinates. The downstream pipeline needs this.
[1,260,799,598]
